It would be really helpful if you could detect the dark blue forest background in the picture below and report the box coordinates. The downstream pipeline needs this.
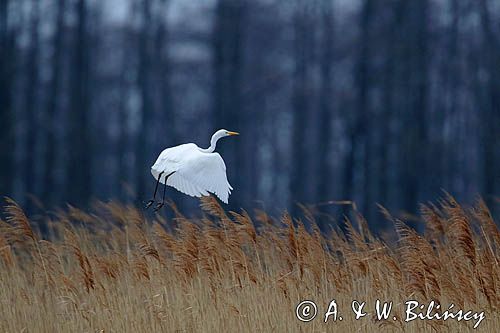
[0,0,498,230]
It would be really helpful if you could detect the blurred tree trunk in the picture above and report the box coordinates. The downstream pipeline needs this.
[155,0,174,146]
[68,0,91,205]
[135,0,153,201]
[43,0,66,206]
[342,0,373,218]
[24,0,41,207]
[316,0,334,208]
[377,0,397,213]
[410,0,429,213]
[444,0,460,192]
[360,0,375,221]
[117,35,130,201]
[478,0,500,209]
[398,0,429,221]
[212,0,245,208]
[0,0,14,198]
[290,1,312,217]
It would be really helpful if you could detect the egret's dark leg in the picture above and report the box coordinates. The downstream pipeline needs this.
[154,182,168,212]
[145,171,164,209]
[155,172,174,211]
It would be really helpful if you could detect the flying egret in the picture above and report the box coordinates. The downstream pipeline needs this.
[145,129,239,211]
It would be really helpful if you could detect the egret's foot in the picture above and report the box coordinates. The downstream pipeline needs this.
[154,202,165,212]
[144,200,155,209]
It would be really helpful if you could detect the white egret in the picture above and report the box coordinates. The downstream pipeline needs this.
[145,129,239,211]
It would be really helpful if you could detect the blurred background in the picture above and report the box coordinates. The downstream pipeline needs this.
[0,0,498,229]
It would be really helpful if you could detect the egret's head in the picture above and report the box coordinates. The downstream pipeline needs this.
[214,129,239,139]
[205,129,239,152]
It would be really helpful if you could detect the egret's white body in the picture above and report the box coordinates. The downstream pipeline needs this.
[150,129,238,204]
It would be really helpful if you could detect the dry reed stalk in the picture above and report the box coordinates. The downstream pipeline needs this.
[473,198,500,253]
[0,231,14,267]
[420,203,446,245]
[4,197,37,243]
[446,199,476,268]
[64,227,95,292]
[93,254,120,280]
[382,205,441,301]
[200,196,231,226]
[3,198,53,287]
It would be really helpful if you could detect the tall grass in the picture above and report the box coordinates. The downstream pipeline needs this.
[0,195,498,332]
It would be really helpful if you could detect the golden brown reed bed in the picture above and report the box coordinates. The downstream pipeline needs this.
[0,195,498,332]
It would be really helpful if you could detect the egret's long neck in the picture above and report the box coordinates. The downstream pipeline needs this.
[200,135,219,153]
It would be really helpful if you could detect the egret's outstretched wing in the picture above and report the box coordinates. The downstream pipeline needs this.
[151,143,195,180]
[151,144,232,203]
[172,152,232,204]
[167,173,209,198]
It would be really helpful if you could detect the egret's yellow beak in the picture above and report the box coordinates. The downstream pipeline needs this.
[227,131,240,136]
